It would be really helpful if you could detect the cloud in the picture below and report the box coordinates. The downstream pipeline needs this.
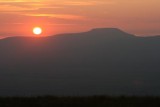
[0,0,90,20]
[0,0,114,12]
[57,1,100,6]
[23,13,86,20]
[0,0,98,12]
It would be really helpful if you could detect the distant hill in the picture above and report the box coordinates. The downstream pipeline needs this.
[0,28,160,96]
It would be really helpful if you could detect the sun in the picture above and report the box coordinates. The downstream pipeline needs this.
[33,27,42,35]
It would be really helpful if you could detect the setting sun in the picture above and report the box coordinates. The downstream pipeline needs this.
[33,27,42,35]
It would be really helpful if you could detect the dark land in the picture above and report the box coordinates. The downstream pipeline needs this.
[0,28,160,96]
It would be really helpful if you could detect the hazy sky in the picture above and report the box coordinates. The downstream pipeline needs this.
[0,0,160,37]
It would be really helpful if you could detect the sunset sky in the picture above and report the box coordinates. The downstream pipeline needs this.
[0,0,160,37]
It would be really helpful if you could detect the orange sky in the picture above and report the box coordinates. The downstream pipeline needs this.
[0,0,160,37]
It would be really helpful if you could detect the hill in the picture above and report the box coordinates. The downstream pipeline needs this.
[0,28,160,96]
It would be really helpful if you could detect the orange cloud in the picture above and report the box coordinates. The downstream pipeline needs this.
[23,13,86,20]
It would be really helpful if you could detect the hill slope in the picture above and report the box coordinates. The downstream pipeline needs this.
[0,28,160,96]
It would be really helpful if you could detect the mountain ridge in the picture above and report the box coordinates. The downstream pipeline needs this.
[1,28,160,42]
[0,28,160,96]
[0,28,138,41]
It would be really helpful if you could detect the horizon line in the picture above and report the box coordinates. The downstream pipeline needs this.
[0,27,160,40]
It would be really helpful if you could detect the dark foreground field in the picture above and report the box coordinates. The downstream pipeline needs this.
[0,96,160,107]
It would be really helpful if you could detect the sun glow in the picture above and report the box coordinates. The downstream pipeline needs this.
[33,27,42,35]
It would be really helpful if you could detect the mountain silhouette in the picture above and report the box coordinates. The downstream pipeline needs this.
[0,28,160,96]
